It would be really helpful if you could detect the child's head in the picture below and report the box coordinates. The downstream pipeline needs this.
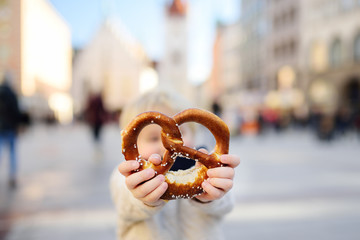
[120,87,196,160]
[120,87,192,129]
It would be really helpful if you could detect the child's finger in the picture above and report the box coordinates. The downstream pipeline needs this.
[118,161,139,177]
[201,180,223,199]
[207,178,233,192]
[148,154,162,165]
[125,168,155,189]
[142,182,168,203]
[132,174,165,198]
[220,155,240,168]
[207,167,235,179]
[198,148,209,154]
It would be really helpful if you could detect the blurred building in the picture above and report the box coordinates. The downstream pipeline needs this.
[159,0,193,101]
[240,0,268,91]
[300,0,360,115]
[209,21,243,100]
[72,18,150,115]
[206,21,244,133]
[238,0,306,99]
[259,0,307,114]
[0,0,72,123]
[267,0,302,90]
[236,0,360,114]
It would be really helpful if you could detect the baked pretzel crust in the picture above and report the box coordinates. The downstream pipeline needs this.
[121,108,229,200]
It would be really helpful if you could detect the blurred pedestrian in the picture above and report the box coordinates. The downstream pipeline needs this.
[317,115,335,141]
[335,106,351,137]
[84,92,107,155]
[211,99,222,117]
[0,73,21,188]
[354,111,360,138]
[110,88,240,240]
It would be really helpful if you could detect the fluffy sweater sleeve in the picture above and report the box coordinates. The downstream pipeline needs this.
[189,192,235,218]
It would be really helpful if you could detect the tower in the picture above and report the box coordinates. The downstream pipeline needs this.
[159,0,192,100]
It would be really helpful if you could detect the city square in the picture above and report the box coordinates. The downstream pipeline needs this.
[0,123,359,240]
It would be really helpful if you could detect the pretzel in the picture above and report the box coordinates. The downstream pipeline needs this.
[121,108,229,200]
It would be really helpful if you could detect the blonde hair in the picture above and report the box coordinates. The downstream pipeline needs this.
[120,87,194,129]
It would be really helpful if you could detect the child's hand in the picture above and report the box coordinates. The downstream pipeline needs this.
[195,150,240,203]
[118,154,168,207]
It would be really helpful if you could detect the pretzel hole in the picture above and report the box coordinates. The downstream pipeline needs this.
[192,123,216,153]
[170,155,196,171]
[166,153,206,185]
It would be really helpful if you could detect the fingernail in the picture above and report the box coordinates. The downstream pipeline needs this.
[132,161,139,168]
[161,182,168,189]
[202,180,209,186]
[150,154,161,160]
[157,174,165,181]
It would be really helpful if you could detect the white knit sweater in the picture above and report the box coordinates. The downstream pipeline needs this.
[110,168,234,240]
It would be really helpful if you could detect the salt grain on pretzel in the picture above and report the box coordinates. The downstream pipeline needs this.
[121,108,230,200]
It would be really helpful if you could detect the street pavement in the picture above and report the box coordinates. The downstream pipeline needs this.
[0,123,360,240]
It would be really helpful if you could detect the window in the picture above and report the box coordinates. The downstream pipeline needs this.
[0,44,10,62]
[274,45,279,58]
[354,33,360,62]
[289,39,297,55]
[257,19,267,36]
[330,38,342,67]
[171,51,181,64]
[311,41,327,72]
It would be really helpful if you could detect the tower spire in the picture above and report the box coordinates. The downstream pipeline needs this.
[168,0,187,16]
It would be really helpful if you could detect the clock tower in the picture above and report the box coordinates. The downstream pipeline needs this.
[159,0,192,100]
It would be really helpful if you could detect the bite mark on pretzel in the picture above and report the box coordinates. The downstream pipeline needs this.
[121,108,229,200]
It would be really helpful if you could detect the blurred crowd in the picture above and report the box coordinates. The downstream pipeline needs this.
[228,103,360,141]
